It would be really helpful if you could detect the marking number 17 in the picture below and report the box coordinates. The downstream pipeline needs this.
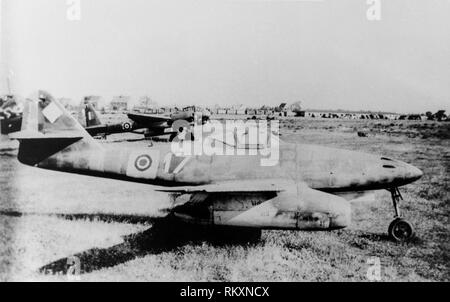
[163,153,190,174]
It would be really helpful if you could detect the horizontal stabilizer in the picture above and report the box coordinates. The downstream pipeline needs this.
[10,130,83,140]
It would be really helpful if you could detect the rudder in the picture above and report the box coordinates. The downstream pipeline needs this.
[78,103,102,128]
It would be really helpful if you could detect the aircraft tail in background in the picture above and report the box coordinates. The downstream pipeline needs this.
[78,103,102,128]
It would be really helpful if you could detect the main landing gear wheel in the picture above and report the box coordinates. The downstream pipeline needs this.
[387,188,414,242]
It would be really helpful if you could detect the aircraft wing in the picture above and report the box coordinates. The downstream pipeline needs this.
[155,179,299,212]
[155,179,295,194]
[127,113,171,126]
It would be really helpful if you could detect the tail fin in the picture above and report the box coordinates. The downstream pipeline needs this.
[78,103,102,128]
[10,90,99,166]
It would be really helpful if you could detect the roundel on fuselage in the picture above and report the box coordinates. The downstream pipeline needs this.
[122,122,132,131]
[126,150,160,179]
[134,154,152,171]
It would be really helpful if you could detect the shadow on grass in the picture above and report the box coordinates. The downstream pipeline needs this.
[356,232,391,242]
[56,213,155,225]
[38,216,261,275]
[0,211,157,225]
[39,222,181,275]
[349,231,424,250]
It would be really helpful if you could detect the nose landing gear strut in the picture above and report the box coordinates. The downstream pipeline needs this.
[387,187,414,242]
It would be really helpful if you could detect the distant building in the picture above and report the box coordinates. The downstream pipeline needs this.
[58,98,75,111]
[139,96,158,109]
[232,104,246,115]
[110,96,130,111]
[132,96,159,113]
[82,96,102,110]
[304,110,400,120]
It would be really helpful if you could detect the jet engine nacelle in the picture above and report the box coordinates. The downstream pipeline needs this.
[173,186,351,230]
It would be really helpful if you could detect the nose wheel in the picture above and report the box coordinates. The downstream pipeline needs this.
[387,188,414,242]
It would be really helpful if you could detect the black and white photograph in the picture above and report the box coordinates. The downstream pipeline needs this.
[0,0,449,284]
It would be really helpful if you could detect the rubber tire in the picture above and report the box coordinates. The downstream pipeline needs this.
[388,218,414,242]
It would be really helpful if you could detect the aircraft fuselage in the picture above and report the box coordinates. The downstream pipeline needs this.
[35,140,423,193]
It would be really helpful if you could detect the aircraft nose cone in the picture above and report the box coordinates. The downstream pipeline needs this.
[329,200,352,229]
[406,164,423,181]
[330,210,351,229]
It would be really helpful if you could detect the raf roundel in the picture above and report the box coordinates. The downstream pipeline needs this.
[122,122,132,131]
[134,154,152,172]
[126,150,160,179]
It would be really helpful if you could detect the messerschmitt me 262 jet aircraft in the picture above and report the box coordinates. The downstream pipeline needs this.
[11,91,423,242]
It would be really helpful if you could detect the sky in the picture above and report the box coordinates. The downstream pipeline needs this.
[1,0,449,113]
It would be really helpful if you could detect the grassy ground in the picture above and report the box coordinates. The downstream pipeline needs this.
[0,118,448,281]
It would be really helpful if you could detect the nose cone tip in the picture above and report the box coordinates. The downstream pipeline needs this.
[330,203,352,229]
[405,164,423,182]
[414,167,424,179]
[411,166,423,179]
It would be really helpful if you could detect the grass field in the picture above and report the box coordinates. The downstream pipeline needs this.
[0,118,448,281]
